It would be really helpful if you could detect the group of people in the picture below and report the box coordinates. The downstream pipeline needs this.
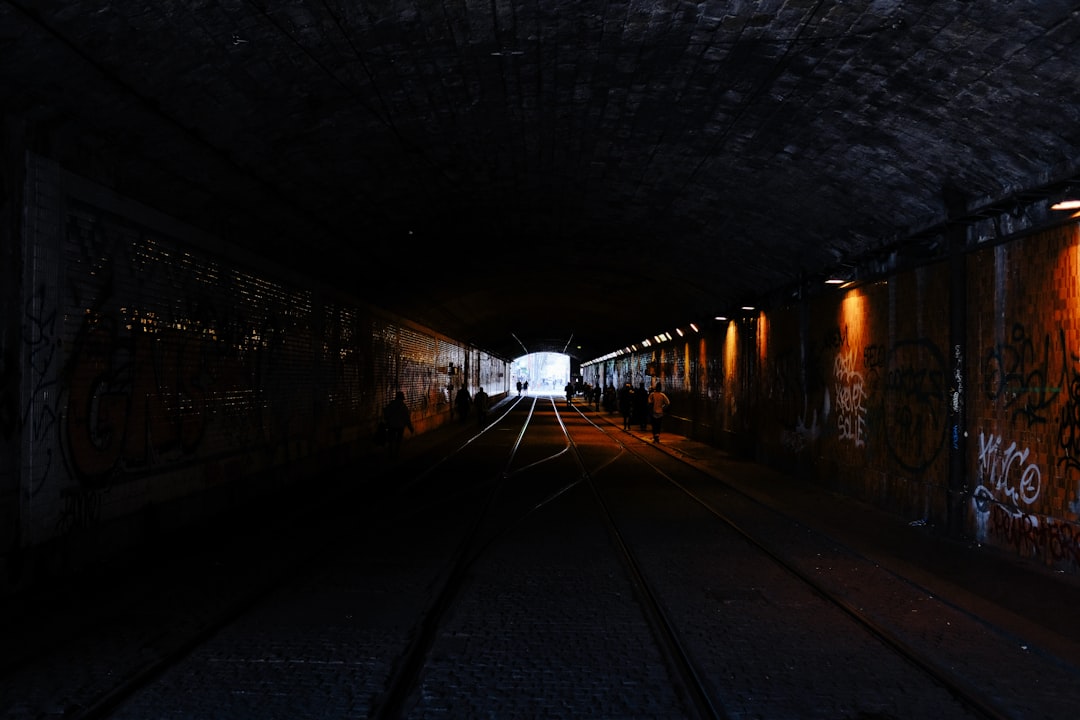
[569,379,672,442]
[380,383,493,459]
[453,384,489,425]
[379,378,671,459]
[564,381,618,412]
[617,381,670,442]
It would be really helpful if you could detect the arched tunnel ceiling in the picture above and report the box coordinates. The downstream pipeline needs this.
[3,1,1080,362]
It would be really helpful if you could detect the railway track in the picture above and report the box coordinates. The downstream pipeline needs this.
[560,404,1008,720]
[5,395,1078,718]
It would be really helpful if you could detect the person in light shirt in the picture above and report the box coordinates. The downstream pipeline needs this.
[646,383,670,443]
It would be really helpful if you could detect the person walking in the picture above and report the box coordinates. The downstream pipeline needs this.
[474,386,489,426]
[618,381,634,430]
[455,385,472,424]
[647,383,671,442]
[565,380,575,407]
[633,381,649,431]
[382,390,414,459]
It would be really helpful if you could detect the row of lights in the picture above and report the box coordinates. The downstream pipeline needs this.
[713,305,756,322]
[586,270,886,365]
[712,274,856,324]
[588,193,1080,366]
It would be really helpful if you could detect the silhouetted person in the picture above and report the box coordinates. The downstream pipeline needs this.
[516,380,523,396]
[618,382,633,430]
[565,381,575,406]
[647,383,671,442]
[633,382,649,431]
[474,386,489,425]
[383,390,414,459]
[455,385,471,424]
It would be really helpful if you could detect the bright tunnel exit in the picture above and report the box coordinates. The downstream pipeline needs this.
[511,352,571,394]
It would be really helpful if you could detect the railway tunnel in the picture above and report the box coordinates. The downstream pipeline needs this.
[4,1,1080,717]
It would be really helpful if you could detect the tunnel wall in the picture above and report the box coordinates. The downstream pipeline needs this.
[584,221,1080,573]
[2,153,509,590]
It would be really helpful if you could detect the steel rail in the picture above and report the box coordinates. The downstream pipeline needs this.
[571,406,1013,720]
[554,403,729,720]
[369,396,540,720]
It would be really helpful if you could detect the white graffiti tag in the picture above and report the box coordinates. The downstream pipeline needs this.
[976,432,1042,512]
[834,352,868,447]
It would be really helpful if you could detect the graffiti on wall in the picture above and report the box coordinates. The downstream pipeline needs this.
[978,505,1080,566]
[22,282,62,497]
[973,319,1080,558]
[65,310,213,486]
[982,323,1064,427]
[884,339,947,473]
[774,346,827,453]
[54,484,103,535]
[834,350,868,447]
[56,206,329,489]
[974,431,1042,517]
[776,330,947,475]
[1057,351,1080,486]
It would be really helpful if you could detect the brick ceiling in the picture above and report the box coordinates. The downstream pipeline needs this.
[3,1,1080,362]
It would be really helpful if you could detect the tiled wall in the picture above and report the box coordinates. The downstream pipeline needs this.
[586,222,1080,571]
[967,226,1080,564]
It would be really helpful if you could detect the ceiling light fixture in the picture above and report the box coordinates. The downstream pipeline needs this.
[1051,198,1080,211]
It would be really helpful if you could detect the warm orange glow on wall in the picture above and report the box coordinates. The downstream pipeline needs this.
[1052,224,1080,325]
[683,342,692,390]
[724,320,738,381]
[840,289,868,350]
[698,336,708,391]
[757,311,768,365]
